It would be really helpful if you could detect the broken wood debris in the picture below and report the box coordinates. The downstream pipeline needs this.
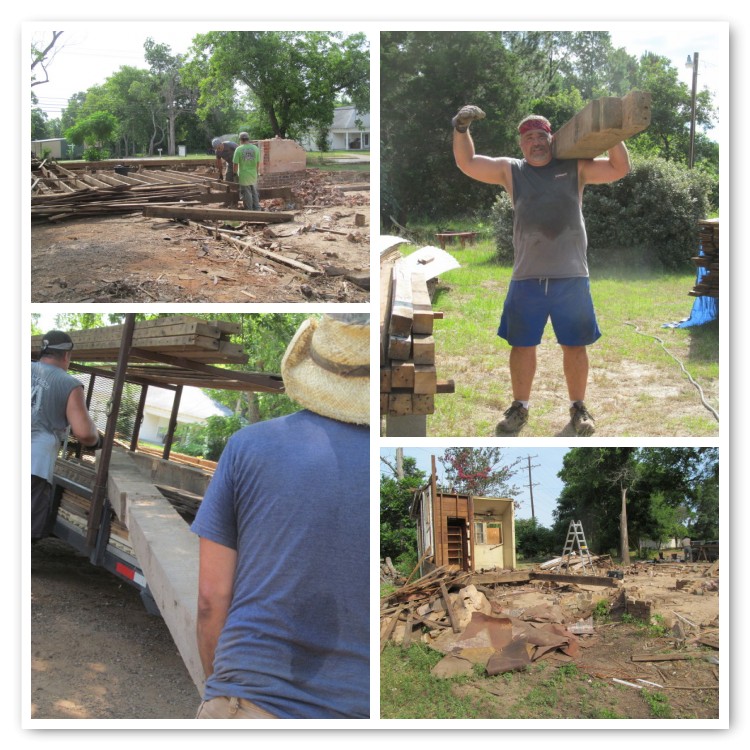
[380,262,455,417]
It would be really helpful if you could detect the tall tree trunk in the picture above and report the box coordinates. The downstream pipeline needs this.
[620,483,630,564]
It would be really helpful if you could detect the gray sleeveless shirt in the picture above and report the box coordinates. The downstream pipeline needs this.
[509,158,588,280]
[31,361,82,482]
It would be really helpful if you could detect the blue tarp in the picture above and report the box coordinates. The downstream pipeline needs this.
[662,246,718,329]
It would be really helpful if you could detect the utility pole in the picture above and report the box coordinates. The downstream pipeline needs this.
[396,447,404,479]
[524,455,540,520]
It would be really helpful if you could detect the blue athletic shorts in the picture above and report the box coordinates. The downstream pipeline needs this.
[497,277,601,347]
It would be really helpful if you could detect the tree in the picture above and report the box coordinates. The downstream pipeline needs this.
[515,517,557,560]
[144,38,198,156]
[191,31,369,140]
[380,456,426,569]
[381,30,526,224]
[65,111,117,153]
[438,447,521,498]
[31,31,64,88]
[630,52,716,166]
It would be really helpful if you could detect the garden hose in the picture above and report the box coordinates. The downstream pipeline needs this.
[624,322,719,423]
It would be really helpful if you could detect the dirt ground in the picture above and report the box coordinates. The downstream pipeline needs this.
[30,538,198,720]
[31,172,370,304]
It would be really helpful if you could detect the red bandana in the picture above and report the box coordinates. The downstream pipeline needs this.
[518,119,552,135]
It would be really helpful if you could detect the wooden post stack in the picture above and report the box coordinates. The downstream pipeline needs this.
[691,219,719,299]
[380,263,454,418]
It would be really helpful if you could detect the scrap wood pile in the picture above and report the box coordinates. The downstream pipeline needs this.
[539,552,613,573]
[380,566,472,650]
[31,160,234,223]
[691,218,719,298]
[380,262,454,418]
[381,565,587,675]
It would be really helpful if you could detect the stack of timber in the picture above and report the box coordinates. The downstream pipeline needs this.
[31,315,248,365]
[380,263,455,417]
[31,161,237,222]
[691,219,719,299]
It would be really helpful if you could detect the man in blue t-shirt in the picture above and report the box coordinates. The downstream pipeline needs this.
[452,105,630,436]
[191,313,370,720]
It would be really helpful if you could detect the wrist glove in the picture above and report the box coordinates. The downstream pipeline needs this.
[452,105,486,133]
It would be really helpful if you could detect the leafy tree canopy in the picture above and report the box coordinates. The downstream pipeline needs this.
[438,447,521,499]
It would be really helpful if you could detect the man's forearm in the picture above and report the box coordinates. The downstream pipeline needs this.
[607,142,630,175]
[197,605,229,679]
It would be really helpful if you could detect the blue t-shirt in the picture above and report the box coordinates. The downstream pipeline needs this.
[191,410,370,719]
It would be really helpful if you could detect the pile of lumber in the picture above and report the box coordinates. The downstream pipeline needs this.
[380,263,454,417]
[380,566,471,650]
[31,315,248,365]
[690,219,719,298]
[31,161,234,222]
[539,553,612,573]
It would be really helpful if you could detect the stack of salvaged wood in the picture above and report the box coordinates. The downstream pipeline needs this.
[690,219,719,298]
[380,565,471,650]
[31,316,248,365]
[540,553,612,573]
[31,161,236,222]
[380,263,454,417]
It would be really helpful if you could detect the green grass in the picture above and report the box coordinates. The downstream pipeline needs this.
[410,240,719,437]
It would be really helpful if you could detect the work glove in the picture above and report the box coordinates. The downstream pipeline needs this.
[452,105,486,133]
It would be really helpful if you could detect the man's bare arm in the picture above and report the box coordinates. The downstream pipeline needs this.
[65,386,99,446]
[453,130,513,190]
[579,142,630,186]
[196,537,237,679]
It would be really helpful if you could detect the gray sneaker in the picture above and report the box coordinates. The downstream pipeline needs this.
[495,401,529,434]
[570,401,595,436]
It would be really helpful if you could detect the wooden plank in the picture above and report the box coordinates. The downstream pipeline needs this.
[411,272,433,334]
[389,265,414,337]
[413,365,437,395]
[391,362,415,389]
[143,205,294,224]
[440,581,460,633]
[380,262,394,363]
[388,393,414,416]
[387,334,412,362]
[412,334,435,365]
[552,91,652,159]
[411,394,435,415]
[531,571,618,587]
[116,449,204,695]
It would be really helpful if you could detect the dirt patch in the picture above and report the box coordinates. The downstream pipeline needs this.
[30,538,198,720]
[31,173,370,304]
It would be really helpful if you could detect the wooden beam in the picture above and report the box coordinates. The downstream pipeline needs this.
[143,205,294,224]
[552,91,652,159]
[108,448,203,694]
[531,571,618,587]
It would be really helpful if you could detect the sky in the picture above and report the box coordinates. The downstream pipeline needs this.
[28,21,727,145]
[379,446,570,528]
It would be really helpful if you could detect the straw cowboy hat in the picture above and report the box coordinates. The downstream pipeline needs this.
[281,313,370,425]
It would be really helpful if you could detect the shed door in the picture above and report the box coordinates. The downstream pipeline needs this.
[446,517,469,571]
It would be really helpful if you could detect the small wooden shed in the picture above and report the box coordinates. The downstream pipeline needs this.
[411,471,516,576]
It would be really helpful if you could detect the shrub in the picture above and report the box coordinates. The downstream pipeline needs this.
[491,155,716,271]
[83,146,109,161]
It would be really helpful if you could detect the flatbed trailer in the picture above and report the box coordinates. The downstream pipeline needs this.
[33,313,285,692]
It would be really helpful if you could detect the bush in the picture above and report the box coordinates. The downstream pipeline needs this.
[491,155,716,271]
[83,146,109,161]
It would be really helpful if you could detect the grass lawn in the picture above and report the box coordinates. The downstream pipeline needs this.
[400,241,719,438]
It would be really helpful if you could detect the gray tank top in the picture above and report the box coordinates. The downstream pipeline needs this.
[510,158,588,280]
[31,361,83,481]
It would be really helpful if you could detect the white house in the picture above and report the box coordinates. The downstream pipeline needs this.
[300,106,370,151]
[140,386,234,445]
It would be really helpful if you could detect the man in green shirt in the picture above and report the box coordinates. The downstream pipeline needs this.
[232,132,262,211]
